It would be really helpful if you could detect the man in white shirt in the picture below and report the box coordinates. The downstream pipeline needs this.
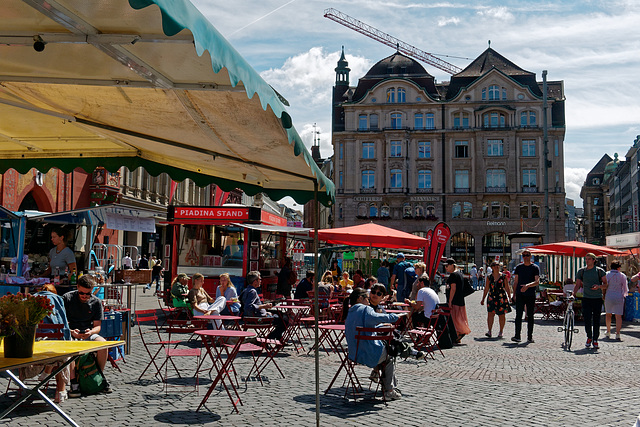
[470,264,478,290]
[122,253,133,270]
[409,276,440,327]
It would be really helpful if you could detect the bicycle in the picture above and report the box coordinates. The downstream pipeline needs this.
[557,290,579,350]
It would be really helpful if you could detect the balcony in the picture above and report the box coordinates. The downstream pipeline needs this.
[522,186,538,193]
[417,188,433,193]
[485,186,507,193]
[388,188,404,193]
[360,188,376,193]
[454,188,470,193]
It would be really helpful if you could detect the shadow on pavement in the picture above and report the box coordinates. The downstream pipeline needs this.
[294,391,389,419]
[154,409,221,424]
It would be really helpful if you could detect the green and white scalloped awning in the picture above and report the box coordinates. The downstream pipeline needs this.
[0,0,334,205]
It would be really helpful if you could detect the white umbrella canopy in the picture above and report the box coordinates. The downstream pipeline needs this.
[0,0,334,205]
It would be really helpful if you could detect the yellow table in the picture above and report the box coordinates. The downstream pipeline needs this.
[1,340,124,427]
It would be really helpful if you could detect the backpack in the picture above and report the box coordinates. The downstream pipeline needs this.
[76,352,107,395]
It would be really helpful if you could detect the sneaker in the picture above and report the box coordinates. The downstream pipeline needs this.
[68,383,81,399]
[369,370,380,384]
[527,337,535,343]
[54,390,67,403]
[592,340,599,350]
[616,333,622,341]
[604,332,610,339]
[485,331,492,338]
[384,389,402,401]
[585,338,592,348]
[511,336,521,343]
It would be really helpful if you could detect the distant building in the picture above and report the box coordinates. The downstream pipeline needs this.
[580,154,614,244]
[331,47,566,268]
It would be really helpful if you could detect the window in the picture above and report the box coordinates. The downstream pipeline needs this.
[381,204,390,217]
[463,202,472,218]
[361,170,375,189]
[482,202,489,218]
[491,201,501,218]
[452,202,462,218]
[403,203,412,218]
[503,203,510,218]
[487,139,503,156]
[531,203,540,218]
[523,169,537,187]
[592,178,600,185]
[359,115,368,130]
[455,170,469,189]
[520,202,529,219]
[397,88,406,103]
[362,142,375,159]
[418,170,432,189]
[483,112,506,128]
[488,85,500,100]
[502,87,507,100]
[339,171,343,188]
[414,113,424,130]
[339,142,343,159]
[390,169,402,189]
[418,141,431,158]
[370,114,379,130]
[520,111,536,127]
[594,197,599,206]
[369,204,378,217]
[453,112,469,128]
[425,113,435,129]
[455,140,468,158]
[386,88,395,103]
[391,113,402,129]
[555,171,560,187]
[554,139,559,157]
[522,139,536,156]
[415,205,424,217]
[339,203,343,219]
[358,203,367,217]
[486,169,506,188]
[390,140,402,157]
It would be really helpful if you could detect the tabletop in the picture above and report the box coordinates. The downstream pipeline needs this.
[318,324,345,331]
[274,305,309,310]
[0,340,124,371]
[386,309,409,314]
[195,330,255,338]
[194,315,242,321]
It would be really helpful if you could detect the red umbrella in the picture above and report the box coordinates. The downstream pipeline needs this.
[316,223,427,249]
[526,241,627,257]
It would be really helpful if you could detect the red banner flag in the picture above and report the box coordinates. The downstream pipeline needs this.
[427,222,451,282]
[423,228,433,265]
[169,180,178,204]
[213,185,229,206]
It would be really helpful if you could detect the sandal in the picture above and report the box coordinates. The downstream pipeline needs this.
[54,390,68,403]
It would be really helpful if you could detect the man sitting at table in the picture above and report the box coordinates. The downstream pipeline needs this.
[241,271,287,340]
[293,270,315,299]
[407,276,440,327]
[63,275,111,397]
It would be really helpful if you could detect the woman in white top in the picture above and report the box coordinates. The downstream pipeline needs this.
[605,261,628,340]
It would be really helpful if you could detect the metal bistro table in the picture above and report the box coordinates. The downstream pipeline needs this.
[193,314,242,330]
[0,340,124,427]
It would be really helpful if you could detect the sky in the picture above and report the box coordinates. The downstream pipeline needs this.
[192,0,640,209]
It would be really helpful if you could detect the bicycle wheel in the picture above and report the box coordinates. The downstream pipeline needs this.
[566,311,574,350]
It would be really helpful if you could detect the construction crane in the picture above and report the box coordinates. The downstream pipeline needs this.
[324,8,462,75]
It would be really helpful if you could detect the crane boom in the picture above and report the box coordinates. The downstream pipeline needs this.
[324,8,462,75]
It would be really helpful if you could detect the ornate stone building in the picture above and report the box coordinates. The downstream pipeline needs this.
[332,47,566,268]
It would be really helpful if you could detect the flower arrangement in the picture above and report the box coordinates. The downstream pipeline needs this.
[0,293,53,338]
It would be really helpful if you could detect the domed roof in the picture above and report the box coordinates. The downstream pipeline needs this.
[364,52,431,78]
[603,153,620,182]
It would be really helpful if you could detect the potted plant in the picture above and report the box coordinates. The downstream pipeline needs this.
[0,293,53,358]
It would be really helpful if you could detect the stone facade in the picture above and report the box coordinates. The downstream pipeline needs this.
[332,48,566,268]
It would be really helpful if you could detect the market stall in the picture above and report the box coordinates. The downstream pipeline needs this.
[165,205,310,297]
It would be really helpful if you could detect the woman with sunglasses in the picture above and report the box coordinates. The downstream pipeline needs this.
[480,261,511,338]
[369,284,389,313]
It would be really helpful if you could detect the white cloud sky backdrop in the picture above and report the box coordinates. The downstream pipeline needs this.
[192,0,640,208]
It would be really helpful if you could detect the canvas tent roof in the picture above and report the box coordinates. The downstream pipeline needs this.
[0,0,334,205]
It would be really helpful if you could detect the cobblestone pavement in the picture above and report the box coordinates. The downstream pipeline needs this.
[2,286,640,426]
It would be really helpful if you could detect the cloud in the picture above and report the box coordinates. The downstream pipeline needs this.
[564,167,589,207]
[476,6,514,21]
[437,17,461,26]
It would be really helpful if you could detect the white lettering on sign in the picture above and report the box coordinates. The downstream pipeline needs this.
[487,221,507,226]
[175,208,248,219]
[410,196,440,202]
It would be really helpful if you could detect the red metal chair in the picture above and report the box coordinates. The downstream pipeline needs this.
[162,319,207,392]
[134,309,181,382]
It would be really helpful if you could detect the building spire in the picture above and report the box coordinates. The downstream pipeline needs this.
[335,46,350,86]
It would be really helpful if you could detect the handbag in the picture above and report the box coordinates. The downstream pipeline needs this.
[463,277,475,297]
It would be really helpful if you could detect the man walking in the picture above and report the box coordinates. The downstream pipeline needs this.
[511,250,540,343]
[390,253,411,302]
[574,252,607,349]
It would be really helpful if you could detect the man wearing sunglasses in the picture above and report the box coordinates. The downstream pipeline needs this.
[63,275,110,396]
[511,250,540,343]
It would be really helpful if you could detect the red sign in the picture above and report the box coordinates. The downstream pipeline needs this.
[427,222,451,281]
[173,207,250,221]
[261,210,287,227]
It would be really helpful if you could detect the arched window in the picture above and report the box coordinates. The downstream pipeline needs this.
[369,204,378,217]
[418,170,432,189]
[403,203,412,218]
[463,202,472,218]
[391,113,402,129]
[397,88,406,103]
[361,170,375,189]
[386,88,395,103]
[390,169,402,189]
[503,203,510,218]
[415,205,424,217]
[452,202,461,219]
[358,203,367,217]
[488,85,500,100]
[381,204,390,217]
[483,111,506,128]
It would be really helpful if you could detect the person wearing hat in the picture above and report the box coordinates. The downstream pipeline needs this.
[511,250,540,343]
[170,273,191,309]
[445,258,471,342]
[575,252,607,349]
[390,253,412,302]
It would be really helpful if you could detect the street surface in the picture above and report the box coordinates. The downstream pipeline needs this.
[1,286,638,426]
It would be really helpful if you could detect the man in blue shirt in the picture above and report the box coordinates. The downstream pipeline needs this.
[390,253,411,301]
[240,271,286,339]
